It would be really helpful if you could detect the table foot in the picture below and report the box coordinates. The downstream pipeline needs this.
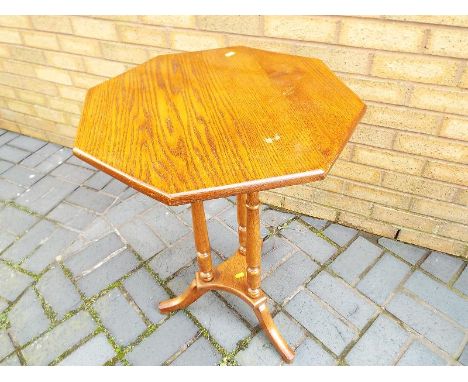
[253,301,295,363]
[158,280,206,313]
[157,251,295,363]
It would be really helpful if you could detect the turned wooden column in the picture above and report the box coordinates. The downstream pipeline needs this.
[191,201,213,282]
[237,194,247,256]
[245,192,261,298]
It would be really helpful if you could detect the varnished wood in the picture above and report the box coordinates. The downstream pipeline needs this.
[246,192,261,298]
[75,47,367,363]
[236,194,247,256]
[159,250,294,363]
[191,201,213,282]
[74,46,366,205]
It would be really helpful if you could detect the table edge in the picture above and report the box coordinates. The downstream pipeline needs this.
[73,147,326,206]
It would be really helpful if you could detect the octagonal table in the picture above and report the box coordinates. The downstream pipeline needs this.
[73,46,366,363]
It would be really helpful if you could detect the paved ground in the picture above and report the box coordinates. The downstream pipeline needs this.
[0,130,467,366]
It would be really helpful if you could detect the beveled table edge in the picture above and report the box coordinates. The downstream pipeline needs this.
[73,147,326,206]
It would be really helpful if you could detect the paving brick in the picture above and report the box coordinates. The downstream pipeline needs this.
[290,338,336,366]
[66,155,96,170]
[0,298,8,313]
[126,312,198,365]
[261,208,294,228]
[404,271,467,327]
[22,311,96,365]
[123,268,168,324]
[263,251,318,303]
[64,232,126,276]
[285,289,356,355]
[459,344,468,365]
[94,288,146,346]
[8,288,50,345]
[0,179,25,200]
[454,266,468,295]
[118,187,137,201]
[8,135,46,152]
[2,165,45,187]
[236,311,306,366]
[262,236,296,276]
[16,175,77,214]
[83,171,112,190]
[421,251,464,283]
[106,193,156,227]
[80,216,113,242]
[36,266,81,319]
[281,221,336,264]
[50,163,94,184]
[0,231,16,253]
[357,253,411,305]
[34,147,72,173]
[58,333,115,365]
[0,131,18,146]
[330,236,382,285]
[0,145,31,163]
[0,262,33,301]
[19,142,60,168]
[144,207,190,246]
[77,249,139,297]
[167,203,191,215]
[171,336,221,366]
[203,198,231,217]
[323,224,357,246]
[22,227,78,273]
[0,330,14,360]
[149,235,196,279]
[47,202,97,230]
[119,218,165,259]
[0,205,38,236]
[378,237,427,265]
[0,353,21,365]
[0,159,14,174]
[169,203,195,226]
[308,271,376,329]
[66,187,115,214]
[184,292,250,352]
[102,178,128,196]
[217,203,272,237]
[207,219,238,258]
[397,341,446,365]
[387,293,464,355]
[346,315,409,365]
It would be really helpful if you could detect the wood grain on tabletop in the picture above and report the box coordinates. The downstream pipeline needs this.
[74,46,366,205]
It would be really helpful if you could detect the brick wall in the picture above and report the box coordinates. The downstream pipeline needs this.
[0,16,466,257]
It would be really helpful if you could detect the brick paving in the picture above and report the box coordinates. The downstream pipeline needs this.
[0,130,467,366]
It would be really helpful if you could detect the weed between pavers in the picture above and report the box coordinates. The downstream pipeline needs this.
[0,312,8,330]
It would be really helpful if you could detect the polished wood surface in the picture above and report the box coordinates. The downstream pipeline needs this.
[236,194,247,256]
[159,193,295,362]
[191,201,213,282]
[246,192,261,298]
[74,46,366,205]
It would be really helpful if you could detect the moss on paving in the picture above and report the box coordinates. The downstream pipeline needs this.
[3,200,43,219]
[0,311,9,330]
[33,286,58,325]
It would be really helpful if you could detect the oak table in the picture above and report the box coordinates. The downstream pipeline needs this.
[73,46,366,363]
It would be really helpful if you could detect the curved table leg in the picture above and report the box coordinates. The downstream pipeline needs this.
[157,195,295,363]
[159,280,206,313]
[254,300,295,363]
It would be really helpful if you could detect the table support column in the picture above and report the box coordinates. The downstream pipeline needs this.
[159,195,295,362]
[237,194,247,256]
[246,192,261,298]
[192,201,213,282]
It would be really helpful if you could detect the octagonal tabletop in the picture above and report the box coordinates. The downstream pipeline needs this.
[74,46,366,205]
